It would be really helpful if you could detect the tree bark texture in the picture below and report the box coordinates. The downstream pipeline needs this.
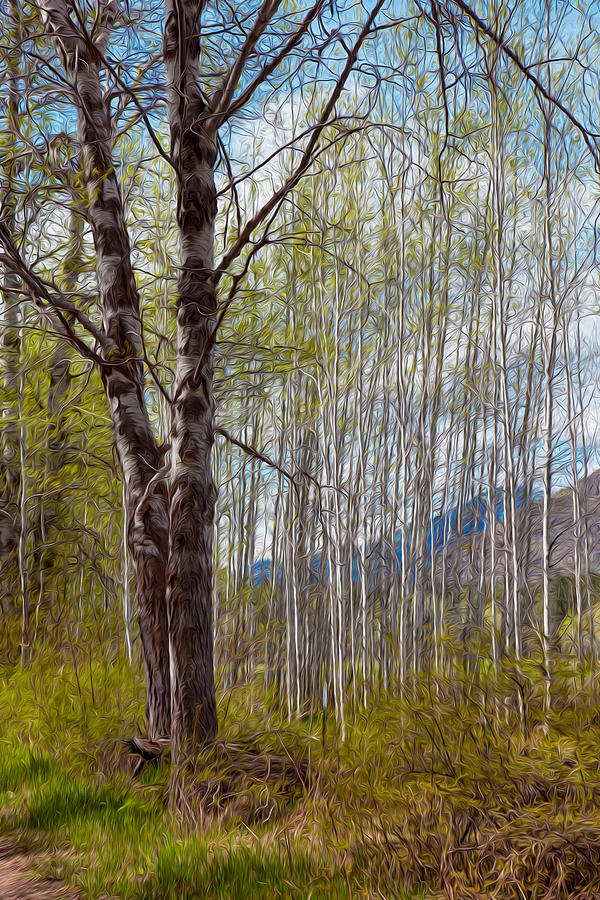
[43,0,220,751]
[164,0,219,756]
[40,0,172,738]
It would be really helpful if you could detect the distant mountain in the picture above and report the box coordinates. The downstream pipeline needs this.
[441,469,600,591]
[251,470,600,589]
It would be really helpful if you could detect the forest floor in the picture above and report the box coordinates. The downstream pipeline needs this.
[0,839,81,899]
[0,643,600,898]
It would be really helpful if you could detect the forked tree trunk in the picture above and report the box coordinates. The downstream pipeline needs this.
[164,0,218,757]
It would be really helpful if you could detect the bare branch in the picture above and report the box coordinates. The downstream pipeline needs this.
[214,0,386,281]
[444,0,600,171]
[213,0,327,129]
[211,0,283,130]
[0,220,110,359]
[215,425,300,493]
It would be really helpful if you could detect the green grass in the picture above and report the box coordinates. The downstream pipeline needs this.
[0,640,599,898]
[0,646,358,898]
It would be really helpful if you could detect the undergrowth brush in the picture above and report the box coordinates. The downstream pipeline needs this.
[0,640,599,898]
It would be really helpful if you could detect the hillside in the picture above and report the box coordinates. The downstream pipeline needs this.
[441,470,600,592]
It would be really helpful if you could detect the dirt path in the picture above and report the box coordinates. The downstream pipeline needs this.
[0,841,81,900]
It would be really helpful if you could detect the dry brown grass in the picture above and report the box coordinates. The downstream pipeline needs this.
[4,646,600,898]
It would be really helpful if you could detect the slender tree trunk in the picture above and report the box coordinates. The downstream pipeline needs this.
[540,3,557,709]
[563,316,583,659]
[0,0,22,588]
[122,480,133,661]
[18,319,29,666]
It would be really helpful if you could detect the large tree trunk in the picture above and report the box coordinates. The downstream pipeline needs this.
[164,0,218,758]
[41,0,171,738]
